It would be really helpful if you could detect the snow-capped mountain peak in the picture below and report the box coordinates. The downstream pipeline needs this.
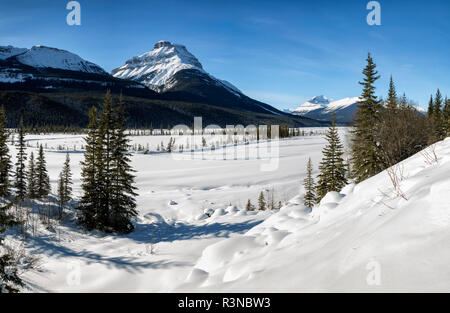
[111,40,245,96]
[309,95,330,105]
[0,45,107,74]
[291,95,331,114]
[15,45,106,74]
[111,41,207,91]
[289,95,361,124]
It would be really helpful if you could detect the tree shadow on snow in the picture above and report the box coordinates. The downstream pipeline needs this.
[130,219,262,245]
[26,235,188,273]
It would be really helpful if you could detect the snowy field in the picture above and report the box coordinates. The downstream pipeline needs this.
[6,128,450,292]
[8,129,339,292]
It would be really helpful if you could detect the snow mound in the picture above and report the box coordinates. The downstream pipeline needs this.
[184,139,450,292]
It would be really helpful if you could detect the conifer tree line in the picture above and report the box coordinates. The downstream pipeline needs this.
[78,91,138,234]
[427,89,450,142]
[303,53,446,207]
[0,90,140,291]
[0,105,75,292]
[350,52,444,183]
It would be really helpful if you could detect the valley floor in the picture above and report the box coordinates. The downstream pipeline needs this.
[6,129,450,292]
[10,131,331,292]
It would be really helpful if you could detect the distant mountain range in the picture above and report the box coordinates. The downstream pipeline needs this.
[288,95,426,124]
[288,95,361,124]
[0,42,322,128]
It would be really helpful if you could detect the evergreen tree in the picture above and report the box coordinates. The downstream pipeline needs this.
[58,153,72,215]
[0,201,23,293]
[96,91,114,231]
[78,107,100,230]
[0,106,11,198]
[79,92,138,234]
[26,152,38,199]
[444,97,450,137]
[14,118,27,200]
[386,76,398,110]
[316,113,347,200]
[61,153,72,204]
[303,158,316,208]
[57,172,65,219]
[258,191,266,211]
[350,53,384,182]
[36,145,50,198]
[109,94,138,233]
[246,199,254,211]
[427,95,434,118]
[399,93,408,109]
[433,89,444,140]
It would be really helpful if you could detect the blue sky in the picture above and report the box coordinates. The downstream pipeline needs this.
[0,0,448,109]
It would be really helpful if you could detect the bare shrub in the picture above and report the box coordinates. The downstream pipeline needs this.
[420,143,439,165]
[376,105,431,167]
[386,163,408,200]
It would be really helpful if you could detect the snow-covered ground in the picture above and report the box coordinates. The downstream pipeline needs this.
[8,131,334,292]
[6,129,450,292]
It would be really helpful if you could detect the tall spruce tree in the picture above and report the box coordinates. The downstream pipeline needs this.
[350,53,384,183]
[444,97,450,137]
[258,191,266,211]
[26,152,38,199]
[433,89,444,140]
[399,93,408,108]
[303,158,316,208]
[96,91,114,232]
[78,92,138,234]
[14,118,27,200]
[0,201,23,293]
[0,106,11,198]
[58,153,72,215]
[36,145,50,198]
[109,94,137,233]
[386,76,398,110]
[61,153,72,204]
[316,113,347,200]
[78,106,100,230]
[427,95,434,118]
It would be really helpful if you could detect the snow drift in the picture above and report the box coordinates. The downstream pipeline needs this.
[180,138,450,292]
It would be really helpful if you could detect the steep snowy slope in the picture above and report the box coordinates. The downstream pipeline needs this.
[179,139,450,292]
